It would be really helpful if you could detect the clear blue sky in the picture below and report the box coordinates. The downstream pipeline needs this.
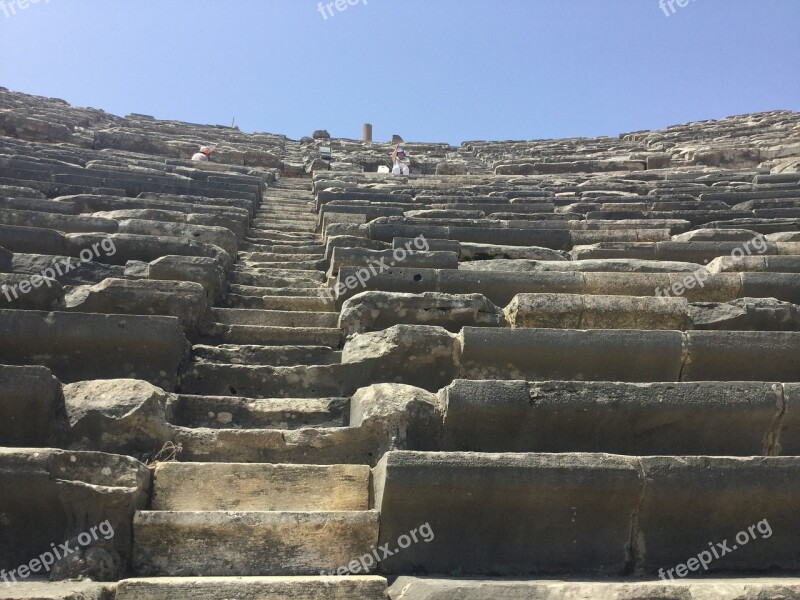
[1,1,798,144]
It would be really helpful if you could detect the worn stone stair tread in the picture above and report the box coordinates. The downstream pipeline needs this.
[0,581,117,599]
[133,510,380,577]
[387,576,800,599]
[151,462,369,511]
[211,308,338,328]
[201,323,342,346]
[115,576,387,600]
[191,343,341,365]
[170,393,349,429]
[228,284,327,298]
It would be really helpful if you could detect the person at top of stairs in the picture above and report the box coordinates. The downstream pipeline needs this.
[391,144,411,175]
[192,146,212,161]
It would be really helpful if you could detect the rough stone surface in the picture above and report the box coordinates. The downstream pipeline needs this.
[340,291,505,336]
[342,325,460,392]
[63,379,173,458]
[0,448,150,581]
[0,364,65,447]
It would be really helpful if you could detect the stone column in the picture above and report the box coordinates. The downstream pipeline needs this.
[362,123,373,143]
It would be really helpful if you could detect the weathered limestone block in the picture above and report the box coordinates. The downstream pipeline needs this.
[0,310,190,389]
[305,158,330,174]
[133,510,379,577]
[638,456,800,573]
[64,279,210,332]
[144,255,226,302]
[93,209,247,239]
[116,220,237,257]
[672,228,762,242]
[115,577,387,600]
[388,577,800,599]
[340,291,505,336]
[13,253,126,285]
[63,379,173,457]
[582,272,742,302]
[460,258,704,273]
[440,380,785,456]
[0,208,118,235]
[151,462,369,512]
[0,272,63,310]
[459,328,800,382]
[0,245,11,271]
[93,129,180,157]
[505,293,689,330]
[436,162,468,176]
[244,149,284,169]
[0,223,65,254]
[459,242,569,261]
[0,364,65,447]
[350,384,443,455]
[0,581,117,599]
[342,325,460,392]
[689,298,800,330]
[767,231,800,242]
[0,184,47,199]
[327,248,458,279]
[0,448,150,581]
[460,327,685,382]
[0,111,73,142]
[64,233,232,269]
[374,451,641,575]
[325,235,389,259]
[681,331,800,381]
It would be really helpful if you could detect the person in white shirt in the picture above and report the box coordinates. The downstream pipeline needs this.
[391,144,410,175]
[192,146,212,162]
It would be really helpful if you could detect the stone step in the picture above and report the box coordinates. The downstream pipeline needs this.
[133,510,380,576]
[228,284,326,298]
[239,240,323,253]
[243,260,323,271]
[0,582,117,599]
[254,216,317,225]
[170,394,349,428]
[212,308,338,328]
[179,362,352,399]
[192,344,341,365]
[226,293,336,312]
[246,231,320,242]
[240,252,325,263]
[387,577,800,599]
[200,323,342,347]
[116,576,387,600]
[375,451,800,576]
[151,463,369,511]
[266,244,326,254]
[441,379,798,456]
[249,221,314,233]
[233,266,326,281]
[459,327,800,382]
[334,267,800,307]
[230,270,323,288]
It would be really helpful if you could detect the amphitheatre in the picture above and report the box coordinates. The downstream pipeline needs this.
[1,86,800,599]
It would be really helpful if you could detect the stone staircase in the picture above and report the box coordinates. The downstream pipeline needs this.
[2,88,800,599]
